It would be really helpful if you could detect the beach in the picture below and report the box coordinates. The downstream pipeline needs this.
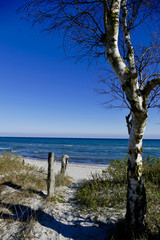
[23,157,108,181]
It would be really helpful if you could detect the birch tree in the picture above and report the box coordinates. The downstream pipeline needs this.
[19,0,160,236]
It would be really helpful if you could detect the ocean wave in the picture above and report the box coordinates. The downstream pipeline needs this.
[0,147,10,150]
[12,146,26,150]
[34,152,47,156]
[144,147,160,150]
[116,147,128,149]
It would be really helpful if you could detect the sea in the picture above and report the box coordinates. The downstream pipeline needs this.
[0,137,159,165]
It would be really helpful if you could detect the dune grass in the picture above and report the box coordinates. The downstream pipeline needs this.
[0,152,72,202]
[77,155,160,239]
[0,152,47,194]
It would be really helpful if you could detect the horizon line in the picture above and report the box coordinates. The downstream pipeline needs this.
[0,136,159,140]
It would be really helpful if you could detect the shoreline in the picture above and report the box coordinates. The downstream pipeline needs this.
[22,156,108,181]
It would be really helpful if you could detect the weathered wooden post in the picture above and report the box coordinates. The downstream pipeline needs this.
[47,152,55,197]
[61,154,69,175]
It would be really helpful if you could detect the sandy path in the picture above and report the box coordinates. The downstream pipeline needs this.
[27,182,118,240]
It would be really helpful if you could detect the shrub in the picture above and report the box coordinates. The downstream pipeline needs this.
[77,158,127,209]
[143,155,160,184]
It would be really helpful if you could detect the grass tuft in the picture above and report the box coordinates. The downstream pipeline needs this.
[0,152,72,203]
[55,172,73,187]
[0,152,47,193]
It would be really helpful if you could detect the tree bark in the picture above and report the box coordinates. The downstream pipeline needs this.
[126,112,147,237]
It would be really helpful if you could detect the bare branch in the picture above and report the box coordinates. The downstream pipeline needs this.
[121,0,136,73]
[126,111,132,134]
[148,85,160,109]
[143,77,160,98]
[97,72,131,109]
[105,0,130,86]
[141,73,160,89]
[18,0,160,110]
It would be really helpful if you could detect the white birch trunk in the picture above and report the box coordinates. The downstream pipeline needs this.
[126,112,147,236]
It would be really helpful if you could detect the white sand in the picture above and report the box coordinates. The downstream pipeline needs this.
[22,157,108,181]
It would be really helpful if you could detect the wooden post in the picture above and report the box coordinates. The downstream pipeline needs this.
[47,152,55,197]
[61,154,69,175]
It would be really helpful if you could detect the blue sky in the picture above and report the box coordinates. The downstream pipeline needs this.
[0,0,159,139]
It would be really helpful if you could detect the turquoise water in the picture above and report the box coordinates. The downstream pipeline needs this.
[0,137,159,165]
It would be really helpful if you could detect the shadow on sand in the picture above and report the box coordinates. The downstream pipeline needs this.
[0,181,118,239]
[0,200,117,239]
[1,181,46,198]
